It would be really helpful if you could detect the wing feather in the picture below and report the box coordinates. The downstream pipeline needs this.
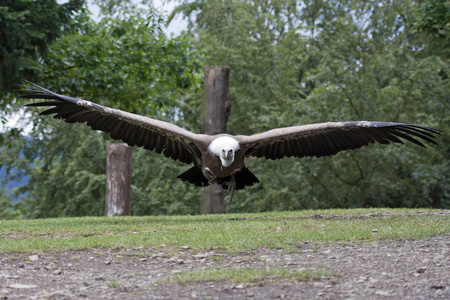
[19,83,203,165]
[143,131,157,151]
[285,139,293,157]
[239,121,442,160]
[394,126,437,145]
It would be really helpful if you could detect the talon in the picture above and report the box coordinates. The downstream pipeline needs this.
[226,174,236,205]
[227,187,235,205]
[227,184,232,195]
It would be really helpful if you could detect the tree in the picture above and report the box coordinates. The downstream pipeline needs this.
[414,0,449,38]
[1,9,203,218]
[413,0,449,78]
[0,187,22,219]
[2,0,448,218]
[172,0,449,211]
[0,0,84,97]
[0,0,85,144]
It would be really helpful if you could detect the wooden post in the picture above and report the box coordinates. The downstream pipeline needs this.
[105,143,132,216]
[200,66,231,214]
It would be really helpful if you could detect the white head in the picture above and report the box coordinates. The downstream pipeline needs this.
[208,136,240,168]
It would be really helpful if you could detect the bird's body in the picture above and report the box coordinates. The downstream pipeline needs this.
[177,134,259,201]
[19,83,442,203]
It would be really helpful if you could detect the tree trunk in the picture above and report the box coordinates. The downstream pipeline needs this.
[200,66,231,214]
[105,143,132,216]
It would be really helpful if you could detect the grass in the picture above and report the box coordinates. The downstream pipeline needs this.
[107,281,120,288]
[0,208,449,253]
[164,268,331,285]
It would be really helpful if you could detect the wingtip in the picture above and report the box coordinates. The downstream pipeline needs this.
[15,81,50,97]
[23,81,46,90]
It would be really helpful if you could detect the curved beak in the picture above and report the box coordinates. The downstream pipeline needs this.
[223,149,233,159]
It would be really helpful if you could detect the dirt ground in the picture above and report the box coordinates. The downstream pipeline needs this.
[0,222,449,299]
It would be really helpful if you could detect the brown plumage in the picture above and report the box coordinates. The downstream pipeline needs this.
[19,83,442,203]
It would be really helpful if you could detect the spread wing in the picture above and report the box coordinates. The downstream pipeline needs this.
[238,121,442,160]
[19,83,204,165]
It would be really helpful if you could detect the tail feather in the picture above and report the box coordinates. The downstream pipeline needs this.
[177,166,260,191]
[234,166,260,190]
[177,167,209,187]
[217,166,260,190]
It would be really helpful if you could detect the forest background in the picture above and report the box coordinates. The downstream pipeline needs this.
[0,0,448,219]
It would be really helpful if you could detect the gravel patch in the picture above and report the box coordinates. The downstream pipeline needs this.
[1,234,449,299]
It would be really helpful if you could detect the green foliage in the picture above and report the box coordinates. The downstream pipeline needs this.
[175,0,449,212]
[43,14,201,112]
[2,0,449,218]
[414,0,449,38]
[0,188,22,219]
[0,0,84,98]
[92,0,153,18]
[1,9,203,218]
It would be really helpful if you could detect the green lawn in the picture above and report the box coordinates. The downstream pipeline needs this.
[1,208,448,253]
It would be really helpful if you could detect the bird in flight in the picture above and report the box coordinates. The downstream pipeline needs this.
[19,83,442,203]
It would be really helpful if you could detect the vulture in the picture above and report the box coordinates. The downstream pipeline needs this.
[19,83,442,203]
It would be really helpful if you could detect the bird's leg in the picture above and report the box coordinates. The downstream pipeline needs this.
[226,174,236,205]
